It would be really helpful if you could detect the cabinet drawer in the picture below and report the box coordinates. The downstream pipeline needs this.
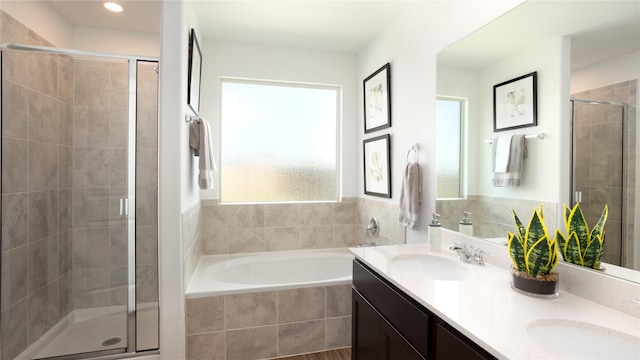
[353,260,430,355]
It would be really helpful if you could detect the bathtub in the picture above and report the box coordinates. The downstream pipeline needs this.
[186,248,354,298]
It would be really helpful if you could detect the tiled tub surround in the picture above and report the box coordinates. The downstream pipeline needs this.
[197,198,404,257]
[186,284,352,360]
[181,197,404,359]
[436,196,558,239]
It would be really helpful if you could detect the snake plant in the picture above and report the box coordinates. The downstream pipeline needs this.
[507,205,559,276]
[556,203,608,270]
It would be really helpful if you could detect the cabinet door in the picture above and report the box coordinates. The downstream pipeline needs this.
[353,288,384,360]
[353,289,425,360]
[434,322,495,360]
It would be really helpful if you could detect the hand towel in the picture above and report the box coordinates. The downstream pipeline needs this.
[492,134,527,187]
[189,117,217,190]
[494,135,513,173]
[397,161,422,229]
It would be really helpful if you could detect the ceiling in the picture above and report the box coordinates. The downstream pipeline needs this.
[437,1,640,71]
[46,0,410,53]
[46,0,639,65]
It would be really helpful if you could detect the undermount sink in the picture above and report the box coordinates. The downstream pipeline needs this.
[527,319,640,359]
[390,254,472,281]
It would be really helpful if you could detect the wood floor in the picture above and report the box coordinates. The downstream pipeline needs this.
[277,348,351,360]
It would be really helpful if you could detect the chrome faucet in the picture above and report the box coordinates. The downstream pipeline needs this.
[448,242,489,266]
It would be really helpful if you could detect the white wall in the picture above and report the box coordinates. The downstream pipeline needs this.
[571,50,640,94]
[198,40,359,199]
[357,0,523,244]
[73,26,159,56]
[158,1,203,358]
[472,37,569,203]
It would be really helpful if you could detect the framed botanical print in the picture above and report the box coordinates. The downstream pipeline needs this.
[363,63,391,133]
[363,134,391,198]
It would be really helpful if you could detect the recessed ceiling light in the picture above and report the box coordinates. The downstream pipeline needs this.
[104,2,123,12]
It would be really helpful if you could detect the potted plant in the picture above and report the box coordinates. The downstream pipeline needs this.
[556,203,608,270]
[507,205,560,298]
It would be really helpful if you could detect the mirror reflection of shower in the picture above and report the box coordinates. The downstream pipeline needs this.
[570,80,637,270]
[1,32,159,360]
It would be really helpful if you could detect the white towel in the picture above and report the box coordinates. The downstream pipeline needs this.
[494,135,512,173]
[492,134,527,187]
[397,161,422,229]
[189,117,217,190]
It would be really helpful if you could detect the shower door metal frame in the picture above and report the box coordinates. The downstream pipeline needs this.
[1,43,159,360]
[570,98,629,267]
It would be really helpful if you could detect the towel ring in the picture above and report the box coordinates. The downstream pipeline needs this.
[406,144,419,163]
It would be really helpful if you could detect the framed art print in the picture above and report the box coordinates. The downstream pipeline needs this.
[187,28,202,115]
[363,63,391,133]
[493,71,537,132]
[363,134,391,198]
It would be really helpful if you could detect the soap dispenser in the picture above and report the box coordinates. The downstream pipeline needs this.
[428,213,442,252]
[459,210,473,236]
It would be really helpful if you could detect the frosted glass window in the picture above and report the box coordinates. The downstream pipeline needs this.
[436,98,463,199]
[220,79,339,203]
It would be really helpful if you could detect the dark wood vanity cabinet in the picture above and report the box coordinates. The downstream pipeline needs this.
[352,260,496,360]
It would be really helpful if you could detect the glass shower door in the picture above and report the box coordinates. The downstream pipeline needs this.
[571,99,627,267]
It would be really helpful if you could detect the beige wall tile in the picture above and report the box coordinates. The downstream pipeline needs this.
[326,285,351,317]
[265,204,300,227]
[278,287,325,323]
[187,331,226,360]
[28,53,57,97]
[202,203,229,231]
[333,224,356,247]
[1,298,28,359]
[334,202,356,225]
[202,229,229,255]
[187,296,225,334]
[301,226,333,249]
[278,319,325,357]
[2,80,28,138]
[226,325,277,360]
[326,316,351,349]
[2,193,28,251]
[301,203,333,226]
[1,138,28,193]
[225,291,277,329]
[228,228,265,253]
[1,245,28,309]
[228,204,264,228]
[265,227,300,251]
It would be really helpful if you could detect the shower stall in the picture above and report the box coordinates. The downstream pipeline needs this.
[570,81,636,269]
[1,42,159,359]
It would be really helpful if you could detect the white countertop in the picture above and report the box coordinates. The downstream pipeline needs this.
[350,243,640,360]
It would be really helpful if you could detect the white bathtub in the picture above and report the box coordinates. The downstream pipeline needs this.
[186,248,354,298]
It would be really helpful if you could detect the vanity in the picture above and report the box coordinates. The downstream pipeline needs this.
[350,231,640,360]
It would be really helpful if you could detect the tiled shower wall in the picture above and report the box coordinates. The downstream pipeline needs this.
[572,80,637,266]
[1,11,159,358]
[1,11,73,359]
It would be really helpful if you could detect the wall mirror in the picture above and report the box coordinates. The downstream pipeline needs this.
[435,0,639,280]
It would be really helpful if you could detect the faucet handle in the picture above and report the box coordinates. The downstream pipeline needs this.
[471,248,490,266]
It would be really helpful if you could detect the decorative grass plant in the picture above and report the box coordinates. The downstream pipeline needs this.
[556,203,608,270]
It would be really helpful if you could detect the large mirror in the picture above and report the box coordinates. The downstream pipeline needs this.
[435,1,640,277]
